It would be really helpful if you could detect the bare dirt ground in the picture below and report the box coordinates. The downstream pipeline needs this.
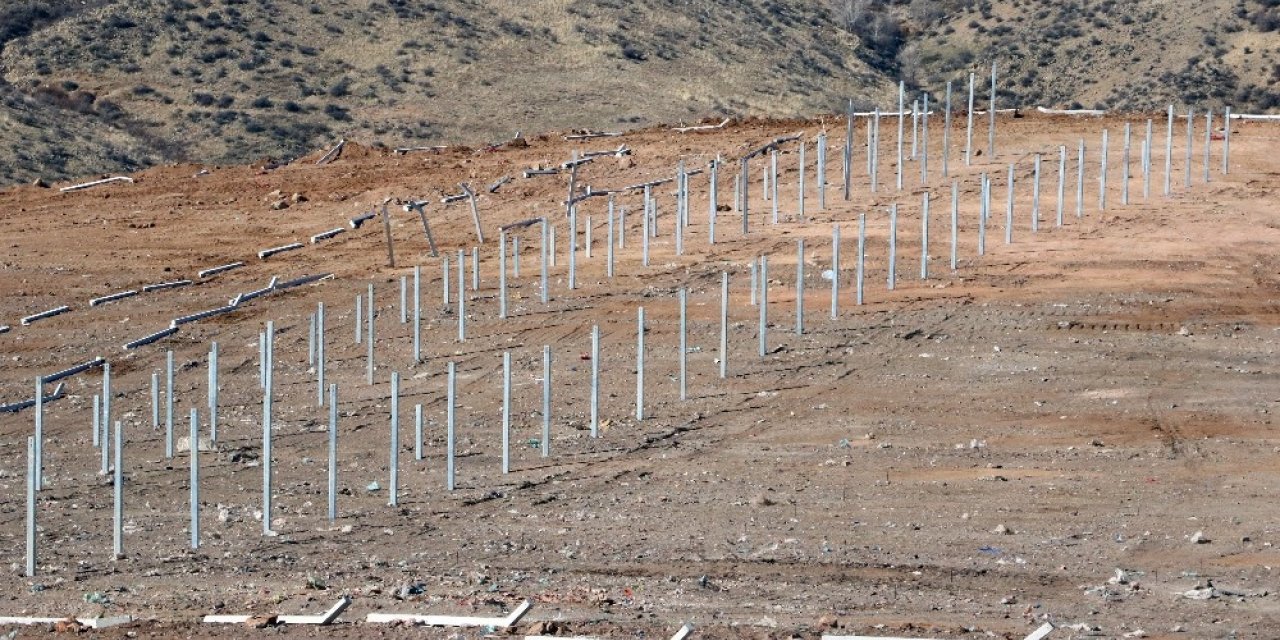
[2,113,1280,639]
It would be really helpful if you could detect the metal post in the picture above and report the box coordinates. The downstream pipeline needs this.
[328,384,337,521]
[502,352,511,473]
[1099,129,1110,210]
[798,140,807,220]
[263,321,273,536]
[897,80,905,190]
[708,162,718,244]
[189,407,199,549]
[942,81,952,177]
[818,133,827,210]
[1164,105,1174,196]
[1223,106,1232,174]
[165,350,174,459]
[399,276,407,324]
[871,109,880,192]
[792,239,804,336]
[888,204,898,290]
[443,255,451,304]
[1143,119,1153,199]
[1057,146,1067,226]
[210,341,220,440]
[472,246,480,291]
[1122,122,1131,205]
[1185,108,1194,188]
[719,271,729,378]
[569,206,578,289]
[447,361,457,490]
[921,93,930,184]
[1032,154,1041,232]
[389,372,399,506]
[151,371,159,431]
[101,402,109,475]
[414,404,423,461]
[26,436,35,576]
[1077,139,1086,218]
[758,257,768,357]
[113,421,123,558]
[591,325,600,435]
[965,71,975,166]
[911,98,919,160]
[642,189,651,266]
[499,230,508,319]
[608,199,617,275]
[102,361,111,456]
[33,376,43,491]
[368,283,376,384]
[978,174,988,256]
[921,192,930,279]
[413,265,422,361]
[457,249,466,342]
[541,347,551,457]
[857,214,866,304]
[1203,109,1212,183]
[636,308,645,420]
[843,100,854,201]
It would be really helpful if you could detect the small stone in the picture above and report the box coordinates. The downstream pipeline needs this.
[290,192,307,203]
[32,178,49,188]
[245,614,278,629]
[1000,595,1016,605]
[366,481,381,492]
[1190,530,1211,544]
[750,493,776,507]
[993,524,1013,535]
[270,199,290,210]
[816,614,841,630]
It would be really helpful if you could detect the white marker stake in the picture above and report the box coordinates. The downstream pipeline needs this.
[442,256,450,305]
[472,246,480,291]
[210,342,220,440]
[771,149,780,223]
[1143,119,1153,199]
[499,231,508,319]
[569,207,578,290]
[921,93,930,184]
[607,200,617,275]
[978,175,987,256]
[34,377,43,491]
[413,266,422,361]
[1222,106,1232,175]
[799,140,807,220]
[399,276,407,324]
[1164,105,1174,196]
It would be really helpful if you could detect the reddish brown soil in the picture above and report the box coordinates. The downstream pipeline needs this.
[2,114,1279,639]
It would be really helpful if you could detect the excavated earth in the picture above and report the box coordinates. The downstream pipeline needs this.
[2,114,1280,638]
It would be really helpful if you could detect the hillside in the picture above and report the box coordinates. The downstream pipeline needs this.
[0,0,1276,185]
